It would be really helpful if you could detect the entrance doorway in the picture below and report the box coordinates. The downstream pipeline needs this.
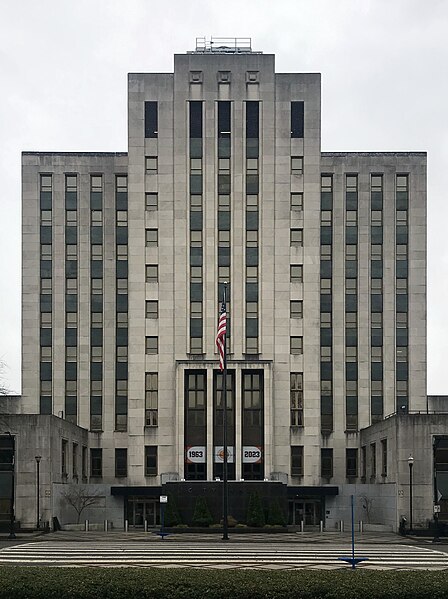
[126,497,159,527]
[289,499,323,526]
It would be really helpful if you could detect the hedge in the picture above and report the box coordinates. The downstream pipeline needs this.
[0,567,448,598]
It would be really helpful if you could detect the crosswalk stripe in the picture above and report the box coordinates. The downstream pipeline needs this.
[1,542,447,570]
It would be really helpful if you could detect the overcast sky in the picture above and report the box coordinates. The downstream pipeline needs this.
[1,0,447,394]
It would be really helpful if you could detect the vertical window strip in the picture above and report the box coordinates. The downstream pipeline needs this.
[345,173,358,430]
[189,102,203,353]
[40,174,53,413]
[245,101,259,354]
[396,174,409,413]
[320,174,333,433]
[115,174,128,431]
[218,101,231,344]
[370,174,384,422]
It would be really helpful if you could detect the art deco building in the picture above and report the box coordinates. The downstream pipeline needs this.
[21,38,426,527]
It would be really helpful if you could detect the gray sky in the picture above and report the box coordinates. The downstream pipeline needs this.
[1,0,447,394]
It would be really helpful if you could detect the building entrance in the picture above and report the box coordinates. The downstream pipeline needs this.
[126,497,159,527]
[289,499,322,526]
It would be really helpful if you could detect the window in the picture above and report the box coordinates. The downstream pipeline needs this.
[61,439,68,477]
[145,193,158,210]
[290,265,303,283]
[290,373,303,426]
[370,443,376,478]
[291,156,303,174]
[145,336,158,354]
[290,336,303,355]
[145,372,158,426]
[145,229,158,247]
[146,265,158,282]
[290,229,303,246]
[144,101,158,138]
[291,101,304,138]
[73,443,78,478]
[291,446,304,476]
[290,300,303,319]
[145,446,158,476]
[146,300,158,319]
[291,192,303,211]
[145,156,158,173]
[115,448,128,478]
[346,448,358,478]
[90,448,102,478]
[321,448,333,478]
[82,446,87,479]
[381,439,388,476]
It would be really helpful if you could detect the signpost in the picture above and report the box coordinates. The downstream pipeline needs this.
[338,495,368,569]
[157,495,169,540]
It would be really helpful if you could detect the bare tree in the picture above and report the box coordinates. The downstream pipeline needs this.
[0,360,11,396]
[61,487,102,524]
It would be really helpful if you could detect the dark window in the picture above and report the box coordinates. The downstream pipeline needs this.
[189,101,203,139]
[381,439,388,476]
[346,448,358,477]
[90,448,102,478]
[145,446,158,476]
[218,101,231,138]
[115,448,127,477]
[321,448,333,478]
[144,101,158,138]
[291,101,304,138]
[246,101,259,139]
[291,446,304,476]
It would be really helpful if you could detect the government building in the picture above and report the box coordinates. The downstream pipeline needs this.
[3,38,434,532]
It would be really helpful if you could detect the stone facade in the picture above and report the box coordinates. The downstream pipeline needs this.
[16,42,428,530]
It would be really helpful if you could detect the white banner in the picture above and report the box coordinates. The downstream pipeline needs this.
[242,446,262,464]
[214,446,234,463]
[185,446,206,463]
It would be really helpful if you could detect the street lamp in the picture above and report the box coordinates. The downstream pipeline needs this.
[35,455,42,530]
[3,432,15,539]
[408,454,414,533]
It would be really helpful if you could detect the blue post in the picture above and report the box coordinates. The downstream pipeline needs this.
[338,494,368,569]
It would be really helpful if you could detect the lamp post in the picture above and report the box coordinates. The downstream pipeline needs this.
[35,455,41,530]
[3,432,15,539]
[408,454,414,533]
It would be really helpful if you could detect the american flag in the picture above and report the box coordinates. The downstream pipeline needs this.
[216,298,227,371]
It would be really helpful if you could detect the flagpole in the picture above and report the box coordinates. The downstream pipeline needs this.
[221,282,229,541]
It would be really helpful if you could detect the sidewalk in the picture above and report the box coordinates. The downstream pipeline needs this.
[0,528,437,545]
